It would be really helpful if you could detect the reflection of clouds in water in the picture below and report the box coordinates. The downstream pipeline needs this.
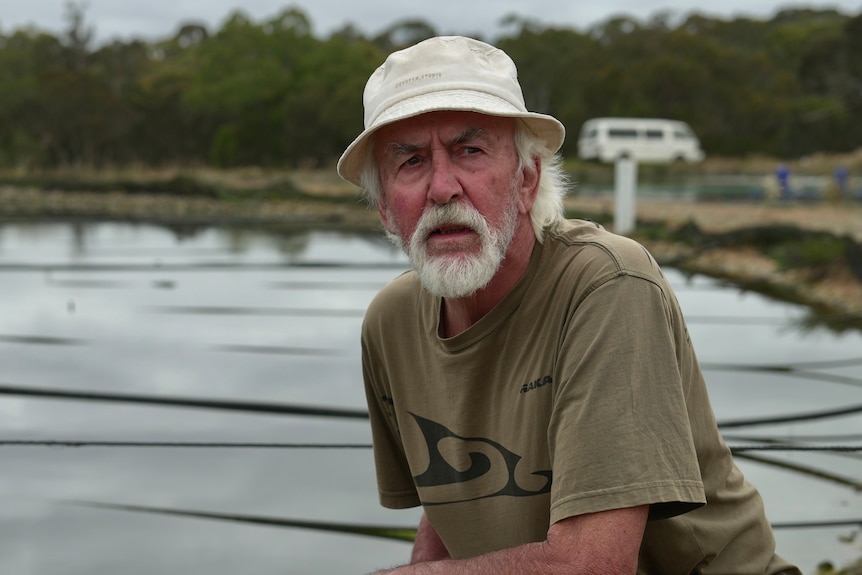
[740,455,862,574]
[0,445,418,574]
[0,398,31,426]
[709,369,862,419]
[0,223,413,574]
[0,222,409,267]
[0,498,415,575]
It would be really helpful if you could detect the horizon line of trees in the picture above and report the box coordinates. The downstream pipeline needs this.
[0,3,860,170]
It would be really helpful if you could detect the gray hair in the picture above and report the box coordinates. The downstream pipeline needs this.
[358,120,568,242]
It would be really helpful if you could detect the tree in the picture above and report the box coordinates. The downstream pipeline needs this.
[498,26,600,157]
[797,13,862,153]
[371,19,437,52]
[0,5,857,168]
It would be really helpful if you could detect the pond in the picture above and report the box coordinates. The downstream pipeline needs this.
[0,221,859,574]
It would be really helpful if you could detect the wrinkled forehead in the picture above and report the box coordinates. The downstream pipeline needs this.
[372,111,516,156]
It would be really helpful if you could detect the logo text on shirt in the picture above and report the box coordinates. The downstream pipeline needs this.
[520,375,553,394]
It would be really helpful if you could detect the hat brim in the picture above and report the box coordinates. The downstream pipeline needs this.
[336,88,565,188]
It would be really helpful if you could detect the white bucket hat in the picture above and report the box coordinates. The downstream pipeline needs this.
[336,36,566,187]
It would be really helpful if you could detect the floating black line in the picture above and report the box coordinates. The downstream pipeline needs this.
[703,356,862,372]
[61,500,417,542]
[682,316,791,326]
[0,384,369,419]
[3,440,858,453]
[1,441,373,448]
[2,382,858,427]
[0,261,408,273]
[733,452,862,490]
[717,402,862,428]
[723,432,862,443]
[0,335,89,346]
[147,305,365,317]
[59,499,861,539]
[729,445,861,453]
[213,344,346,356]
[770,519,862,529]
[267,281,385,290]
[45,279,131,289]
[706,368,862,389]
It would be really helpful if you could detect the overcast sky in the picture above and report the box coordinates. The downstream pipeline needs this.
[1,0,860,44]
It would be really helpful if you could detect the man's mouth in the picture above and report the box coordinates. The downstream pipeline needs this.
[431,225,472,236]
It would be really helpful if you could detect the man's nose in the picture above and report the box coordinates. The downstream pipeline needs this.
[426,155,463,205]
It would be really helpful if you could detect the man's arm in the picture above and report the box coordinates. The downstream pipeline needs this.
[375,504,649,575]
[410,513,451,563]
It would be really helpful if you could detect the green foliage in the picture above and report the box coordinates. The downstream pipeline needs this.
[0,5,860,169]
[372,19,437,52]
[768,235,848,271]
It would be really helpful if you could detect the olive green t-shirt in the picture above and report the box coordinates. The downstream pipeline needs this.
[361,218,798,574]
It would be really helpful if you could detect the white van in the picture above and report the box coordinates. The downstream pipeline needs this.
[577,117,705,163]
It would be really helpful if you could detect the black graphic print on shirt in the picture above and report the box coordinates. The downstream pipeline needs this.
[409,412,552,505]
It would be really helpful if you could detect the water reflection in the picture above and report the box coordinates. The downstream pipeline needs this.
[0,221,859,575]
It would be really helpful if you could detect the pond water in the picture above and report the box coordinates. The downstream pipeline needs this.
[0,221,859,574]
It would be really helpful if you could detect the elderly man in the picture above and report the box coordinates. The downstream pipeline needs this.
[337,36,799,575]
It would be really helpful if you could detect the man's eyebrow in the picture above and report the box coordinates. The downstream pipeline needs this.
[447,127,485,146]
[381,127,487,157]
[384,142,421,157]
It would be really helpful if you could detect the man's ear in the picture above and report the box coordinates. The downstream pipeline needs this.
[517,157,541,215]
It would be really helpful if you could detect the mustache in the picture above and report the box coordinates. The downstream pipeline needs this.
[413,202,487,242]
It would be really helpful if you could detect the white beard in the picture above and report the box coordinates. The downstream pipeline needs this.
[386,197,520,299]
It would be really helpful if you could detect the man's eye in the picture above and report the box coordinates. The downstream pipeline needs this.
[464,146,482,155]
[404,156,421,167]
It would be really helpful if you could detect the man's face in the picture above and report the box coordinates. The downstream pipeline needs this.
[373,111,531,298]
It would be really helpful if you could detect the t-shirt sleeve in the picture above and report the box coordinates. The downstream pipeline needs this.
[548,271,706,524]
[361,318,422,510]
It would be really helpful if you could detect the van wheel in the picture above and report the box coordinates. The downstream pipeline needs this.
[673,155,685,163]
[617,151,631,160]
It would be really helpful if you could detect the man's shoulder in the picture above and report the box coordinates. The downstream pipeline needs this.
[546,218,643,253]
[363,270,424,328]
[544,218,662,279]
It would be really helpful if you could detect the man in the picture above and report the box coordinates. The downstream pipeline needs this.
[337,36,799,574]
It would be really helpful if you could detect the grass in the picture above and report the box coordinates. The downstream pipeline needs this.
[769,235,849,271]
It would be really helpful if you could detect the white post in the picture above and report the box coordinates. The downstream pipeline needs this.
[614,158,638,236]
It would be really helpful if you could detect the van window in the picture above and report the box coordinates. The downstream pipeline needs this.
[673,128,693,139]
[645,129,664,140]
[608,128,638,138]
